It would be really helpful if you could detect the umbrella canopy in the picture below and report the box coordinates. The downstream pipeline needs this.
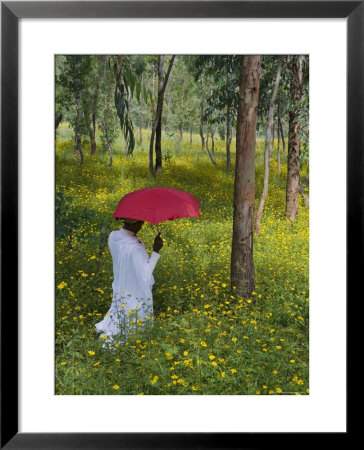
[112,187,201,225]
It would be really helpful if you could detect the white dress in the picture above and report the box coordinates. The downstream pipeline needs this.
[95,228,160,344]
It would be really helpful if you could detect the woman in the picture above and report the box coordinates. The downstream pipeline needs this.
[95,218,163,347]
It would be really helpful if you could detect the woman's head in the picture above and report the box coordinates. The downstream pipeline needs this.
[119,217,145,235]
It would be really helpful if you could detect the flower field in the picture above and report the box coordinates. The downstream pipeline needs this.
[55,124,309,395]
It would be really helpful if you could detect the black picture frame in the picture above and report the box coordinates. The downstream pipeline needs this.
[1,1,355,448]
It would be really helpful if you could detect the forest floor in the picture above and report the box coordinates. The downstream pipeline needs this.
[55,124,309,395]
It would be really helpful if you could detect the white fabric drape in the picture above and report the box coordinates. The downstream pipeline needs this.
[95,228,160,343]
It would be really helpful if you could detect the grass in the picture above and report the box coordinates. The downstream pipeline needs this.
[55,124,309,395]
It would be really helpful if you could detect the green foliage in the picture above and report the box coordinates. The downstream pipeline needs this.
[111,56,136,155]
[164,56,200,137]
[193,55,241,126]
[56,55,95,138]
[55,55,308,165]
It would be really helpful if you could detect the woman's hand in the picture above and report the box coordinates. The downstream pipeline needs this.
[153,232,163,253]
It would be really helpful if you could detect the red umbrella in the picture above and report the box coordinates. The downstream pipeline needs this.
[112,187,201,225]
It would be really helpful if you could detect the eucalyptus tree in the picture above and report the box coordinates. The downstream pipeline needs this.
[286,55,308,219]
[129,56,158,141]
[56,55,93,165]
[231,55,262,298]
[165,56,200,152]
[89,56,102,156]
[193,55,240,172]
[132,73,148,145]
[149,55,175,177]
[255,56,283,234]
[296,57,309,208]
[112,55,144,157]
[205,120,217,165]
[97,56,120,166]
[198,74,208,150]
[275,64,293,172]
[277,99,282,173]
[55,55,66,133]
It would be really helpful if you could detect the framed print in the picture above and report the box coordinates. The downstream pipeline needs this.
[1,0,356,447]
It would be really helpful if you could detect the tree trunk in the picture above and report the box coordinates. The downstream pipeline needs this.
[124,137,129,157]
[286,56,303,220]
[149,55,175,178]
[298,141,309,208]
[279,117,285,152]
[155,56,164,175]
[199,101,205,149]
[231,55,262,298]
[78,142,84,166]
[90,60,100,156]
[155,115,162,172]
[74,127,80,158]
[190,129,193,145]
[105,127,113,167]
[74,125,83,165]
[138,74,144,146]
[90,113,96,156]
[205,134,217,165]
[211,132,215,155]
[74,94,83,166]
[255,56,282,234]
[277,101,281,174]
[55,113,62,130]
[102,56,113,167]
[177,127,183,154]
[299,178,309,208]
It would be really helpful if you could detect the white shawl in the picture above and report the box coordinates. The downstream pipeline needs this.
[95,228,160,341]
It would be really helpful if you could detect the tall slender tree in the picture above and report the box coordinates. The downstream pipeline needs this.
[225,62,233,173]
[277,99,281,174]
[255,56,283,234]
[57,55,93,166]
[286,55,304,220]
[113,55,136,156]
[198,77,206,150]
[231,55,262,297]
[149,55,175,178]
[90,56,102,156]
[155,55,165,174]
[97,56,119,166]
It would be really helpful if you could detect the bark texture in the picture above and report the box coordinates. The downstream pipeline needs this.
[155,56,164,175]
[255,56,282,234]
[200,102,205,149]
[206,134,217,165]
[279,117,285,152]
[286,56,303,220]
[277,101,281,174]
[231,55,262,298]
[149,56,175,178]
